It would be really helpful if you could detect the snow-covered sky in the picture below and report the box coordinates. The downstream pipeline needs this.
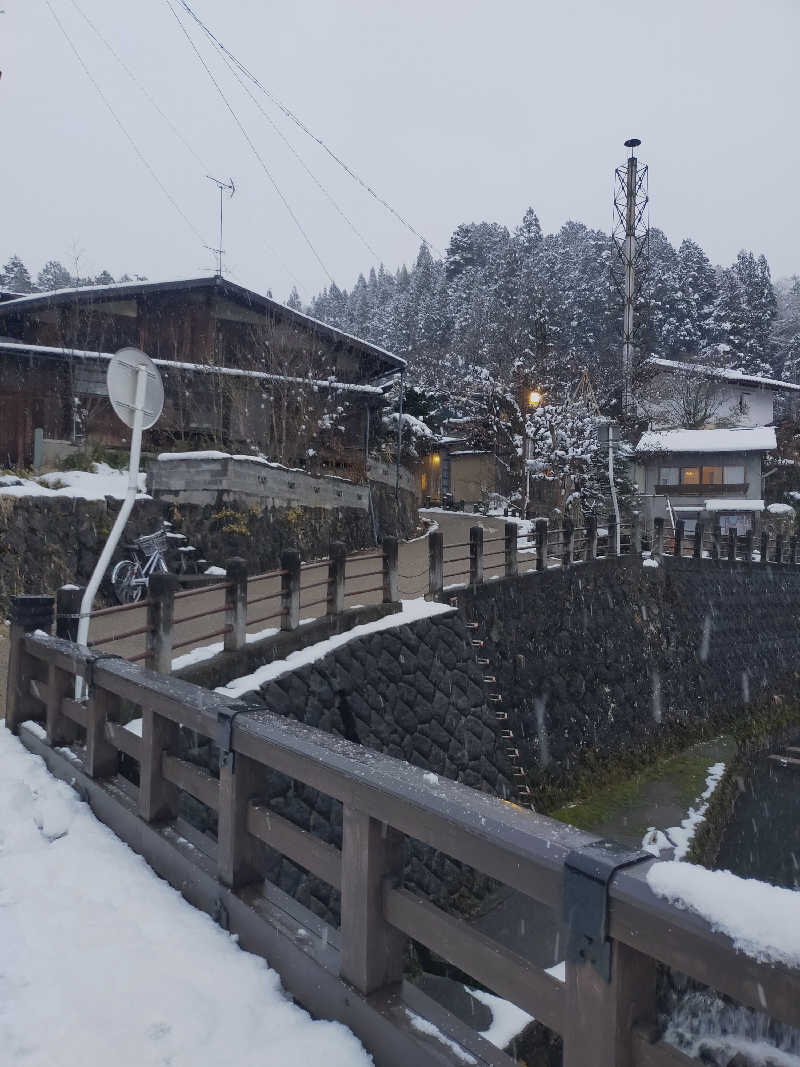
[4,0,799,301]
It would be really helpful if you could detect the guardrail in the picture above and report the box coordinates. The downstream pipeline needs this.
[5,603,800,1067]
[80,540,398,671]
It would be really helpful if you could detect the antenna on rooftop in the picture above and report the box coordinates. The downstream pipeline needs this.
[205,175,236,277]
[610,138,649,417]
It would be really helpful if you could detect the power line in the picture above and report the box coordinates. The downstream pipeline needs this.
[164,0,334,284]
[66,0,210,174]
[43,0,208,249]
[215,44,381,262]
[176,0,440,255]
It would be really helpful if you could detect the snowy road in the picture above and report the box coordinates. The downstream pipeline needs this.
[0,728,372,1067]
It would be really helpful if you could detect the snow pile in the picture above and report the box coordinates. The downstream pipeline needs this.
[647,861,800,968]
[405,1011,475,1063]
[0,463,146,500]
[642,761,725,859]
[0,727,372,1067]
[216,599,454,698]
[466,987,534,1049]
[768,503,795,516]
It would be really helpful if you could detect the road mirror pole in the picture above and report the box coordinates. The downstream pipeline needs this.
[75,349,163,698]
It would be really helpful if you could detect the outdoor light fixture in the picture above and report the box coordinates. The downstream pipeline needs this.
[432,453,441,465]
[528,390,543,407]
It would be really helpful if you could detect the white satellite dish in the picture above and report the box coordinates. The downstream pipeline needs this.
[107,347,164,430]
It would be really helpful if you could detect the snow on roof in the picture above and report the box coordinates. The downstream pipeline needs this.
[636,427,776,454]
[704,499,764,512]
[0,342,384,395]
[647,357,800,393]
[0,275,406,369]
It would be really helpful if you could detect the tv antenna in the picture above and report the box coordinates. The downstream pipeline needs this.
[206,175,236,276]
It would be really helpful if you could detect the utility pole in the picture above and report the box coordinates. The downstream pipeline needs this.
[206,175,236,277]
[611,138,648,417]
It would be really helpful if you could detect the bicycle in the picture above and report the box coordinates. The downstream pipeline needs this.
[111,524,170,604]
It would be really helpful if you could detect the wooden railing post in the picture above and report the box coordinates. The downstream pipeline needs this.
[607,513,619,558]
[712,521,722,561]
[775,532,784,564]
[535,519,548,572]
[504,521,518,577]
[728,528,737,562]
[382,536,399,603]
[632,511,642,557]
[5,594,53,734]
[281,549,301,630]
[652,518,664,560]
[745,530,755,563]
[139,708,179,823]
[217,714,265,888]
[791,534,798,565]
[585,514,598,561]
[693,521,704,560]
[428,529,443,598]
[673,519,684,558]
[86,685,121,779]
[563,942,657,1067]
[760,529,769,563]
[469,525,484,585]
[146,572,179,674]
[49,585,83,746]
[224,557,248,652]
[327,541,347,616]
[339,806,406,994]
[562,516,574,567]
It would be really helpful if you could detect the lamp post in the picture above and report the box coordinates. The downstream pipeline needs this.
[522,386,543,519]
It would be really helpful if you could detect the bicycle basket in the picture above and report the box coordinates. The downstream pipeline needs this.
[134,528,168,555]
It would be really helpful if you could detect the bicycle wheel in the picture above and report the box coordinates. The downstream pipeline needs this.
[111,559,144,604]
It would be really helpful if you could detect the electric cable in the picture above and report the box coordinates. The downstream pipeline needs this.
[215,44,380,262]
[44,0,208,249]
[164,0,335,284]
[67,0,210,174]
[176,0,440,255]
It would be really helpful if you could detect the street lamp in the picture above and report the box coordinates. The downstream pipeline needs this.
[528,389,543,408]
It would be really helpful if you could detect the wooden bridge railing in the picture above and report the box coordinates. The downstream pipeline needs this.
[6,604,800,1067]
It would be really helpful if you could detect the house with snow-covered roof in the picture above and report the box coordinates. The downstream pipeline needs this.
[637,357,800,429]
[0,275,403,472]
[634,427,776,537]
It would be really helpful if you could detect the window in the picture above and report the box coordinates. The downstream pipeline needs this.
[659,467,679,485]
[681,466,700,486]
[701,466,723,485]
[724,465,745,484]
[739,393,751,414]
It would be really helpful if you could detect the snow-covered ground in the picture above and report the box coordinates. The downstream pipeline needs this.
[0,463,146,500]
[0,727,372,1067]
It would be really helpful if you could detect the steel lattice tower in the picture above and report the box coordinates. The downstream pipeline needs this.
[611,138,649,416]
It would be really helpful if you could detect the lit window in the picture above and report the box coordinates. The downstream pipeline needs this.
[421,473,427,490]
[701,466,723,485]
[432,454,441,466]
[681,467,700,486]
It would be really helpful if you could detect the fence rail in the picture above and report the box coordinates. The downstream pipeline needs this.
[5,607,800,1067]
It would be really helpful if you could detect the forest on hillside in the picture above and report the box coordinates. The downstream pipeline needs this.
[305,210,800,409]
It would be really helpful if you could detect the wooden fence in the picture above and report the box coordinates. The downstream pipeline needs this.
[5,600,800,1067]
[76,540,398,671]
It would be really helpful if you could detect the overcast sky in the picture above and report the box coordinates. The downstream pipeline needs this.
[4,1,799,301]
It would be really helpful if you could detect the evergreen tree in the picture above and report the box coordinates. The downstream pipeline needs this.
[285,287,302,311]
[1,255,36,293]
[37,260,72,292]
